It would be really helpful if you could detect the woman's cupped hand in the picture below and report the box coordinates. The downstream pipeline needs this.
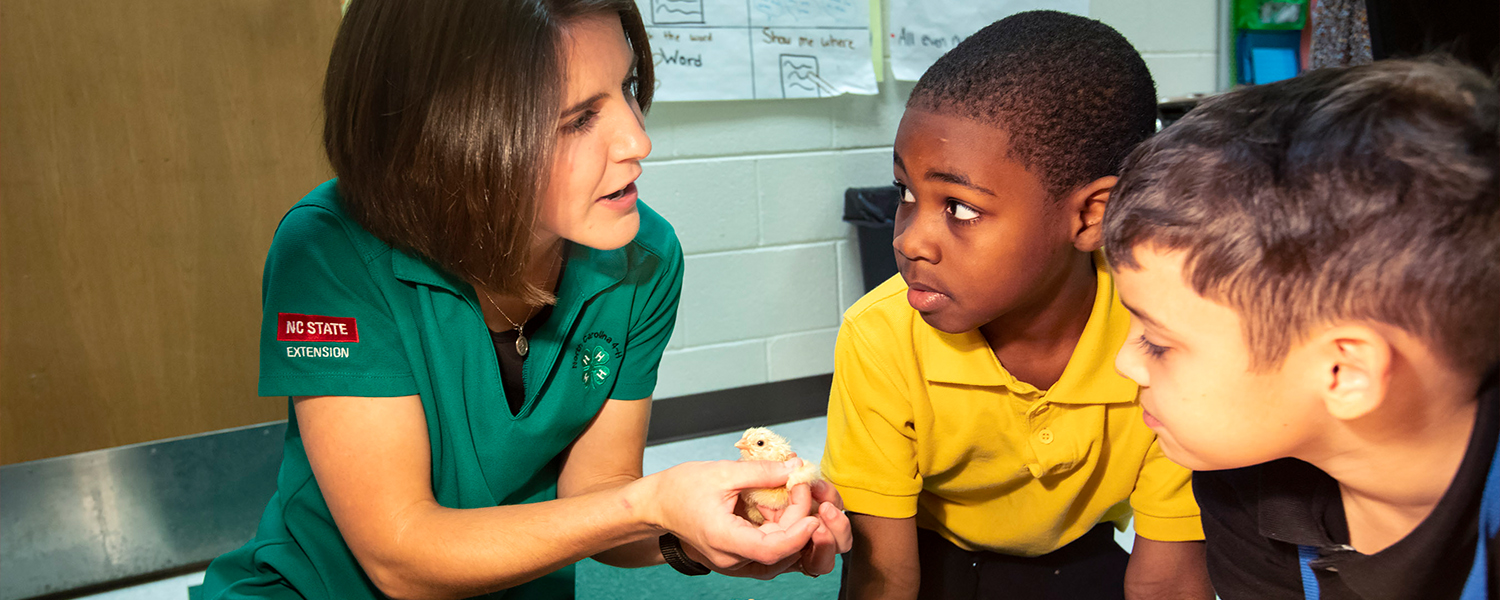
[632,459,854,579]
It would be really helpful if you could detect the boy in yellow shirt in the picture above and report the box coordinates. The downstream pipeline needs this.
[822,11,1211,600]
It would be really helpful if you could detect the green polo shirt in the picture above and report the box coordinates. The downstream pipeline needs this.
[202,180,683,600]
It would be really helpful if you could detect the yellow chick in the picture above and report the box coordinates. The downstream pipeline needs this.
[735,427,824,525]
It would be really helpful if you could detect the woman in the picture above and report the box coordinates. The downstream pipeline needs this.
[202,1,851,598]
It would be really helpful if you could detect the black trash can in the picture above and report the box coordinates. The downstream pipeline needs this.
[843,185,903,294]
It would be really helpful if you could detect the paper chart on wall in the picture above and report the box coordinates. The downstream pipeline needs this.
[636,0,878,101]
[887,0,1087,81]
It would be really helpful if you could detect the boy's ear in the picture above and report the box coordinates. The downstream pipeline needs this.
[1312,325,1394,422]
[1068,175,1116,252]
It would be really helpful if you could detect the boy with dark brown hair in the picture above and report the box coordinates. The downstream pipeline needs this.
[1106,58,1499,599]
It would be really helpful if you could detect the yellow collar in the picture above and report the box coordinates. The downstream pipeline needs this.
[916,254,1138,404]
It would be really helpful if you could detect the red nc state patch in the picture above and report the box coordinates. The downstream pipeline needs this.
[277,313,359,343]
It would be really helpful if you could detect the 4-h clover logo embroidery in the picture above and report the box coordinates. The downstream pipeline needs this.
[580,344,612,389]
[572,331,622,391]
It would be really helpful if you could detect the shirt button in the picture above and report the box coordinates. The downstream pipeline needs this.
[1038,429,1055,444]
[1027,463,1044,478]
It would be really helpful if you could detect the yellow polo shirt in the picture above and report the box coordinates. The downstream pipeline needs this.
[822,259,1202,557]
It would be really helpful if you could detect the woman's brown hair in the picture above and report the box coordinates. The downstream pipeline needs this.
[323,0,654,303]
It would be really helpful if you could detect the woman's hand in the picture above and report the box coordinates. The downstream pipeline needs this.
[682,487,814,580]
[798,479,854,576]
[715,479,854,578]
[632,459,821,571]
[634,459,854,579]
[752,479,853,578]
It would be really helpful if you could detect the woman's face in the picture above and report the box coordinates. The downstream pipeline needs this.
[538,13,651,251]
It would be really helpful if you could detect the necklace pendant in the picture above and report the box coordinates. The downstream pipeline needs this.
[515,333,529,357]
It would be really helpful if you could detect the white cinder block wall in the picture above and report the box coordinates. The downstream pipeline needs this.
[646,0,1226,399]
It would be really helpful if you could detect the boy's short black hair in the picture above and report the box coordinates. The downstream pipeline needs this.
[907,10,1157,198]
[1105,58,1499,374]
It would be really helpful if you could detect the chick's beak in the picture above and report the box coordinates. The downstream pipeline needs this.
[734,440,750,450]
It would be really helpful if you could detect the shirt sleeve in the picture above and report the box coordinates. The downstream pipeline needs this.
[608,235,684,401]
[258,205,418,398]
[1129,438,1206,542]
[821,322,922,519]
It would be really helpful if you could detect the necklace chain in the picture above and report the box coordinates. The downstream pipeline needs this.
[482,246,563,357]
[486,297,536,332]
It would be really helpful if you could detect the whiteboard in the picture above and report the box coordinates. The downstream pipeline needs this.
[637,0,879,101]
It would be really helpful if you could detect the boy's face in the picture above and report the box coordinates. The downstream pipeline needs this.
[891,109,1077,333]
[1112,246,1327,471]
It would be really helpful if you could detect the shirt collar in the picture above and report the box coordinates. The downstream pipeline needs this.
[391,248,470,293]
[391,237,629,303]
[1255,371,1500,600]
[918,253,1138,404]
[550,241,630,313]
[1258,371,1500,549]
[1255,458,1343,548]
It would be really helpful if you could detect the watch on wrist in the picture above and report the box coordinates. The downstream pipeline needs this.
[658,533,711,576]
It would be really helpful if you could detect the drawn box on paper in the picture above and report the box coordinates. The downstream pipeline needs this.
[651,0,705,25]
[779,54,823,98]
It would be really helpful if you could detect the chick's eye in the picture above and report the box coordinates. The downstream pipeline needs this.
[947,200,980,221]
[756,440,765,447]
